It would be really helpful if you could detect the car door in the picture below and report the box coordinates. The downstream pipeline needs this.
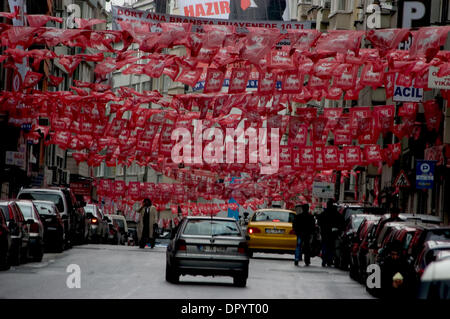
[13,203,29,247]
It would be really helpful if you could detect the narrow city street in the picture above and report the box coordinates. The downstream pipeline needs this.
[0,244,372,299]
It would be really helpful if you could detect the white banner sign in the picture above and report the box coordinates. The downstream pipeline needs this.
[312,182,335,199]
[111,6,311,32]
[428,66,450,89]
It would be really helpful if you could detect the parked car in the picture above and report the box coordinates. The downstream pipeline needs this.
[0,200,30,265]
[348,215,381,280]
[338,214,379,270]
[246,208,296,257]
[0,207,11,270]
[17,187,88,246]
[166,216,249,287]
[84,204,108,244]
[356,218,381,283]
[109,214,128,245]
[33,200,65,253]
[338,204,384,222]
[16,200,45,262]
[413,240,450,284]
[418,253,450,299]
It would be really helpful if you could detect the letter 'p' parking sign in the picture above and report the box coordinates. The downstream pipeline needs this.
[416,160,435,189]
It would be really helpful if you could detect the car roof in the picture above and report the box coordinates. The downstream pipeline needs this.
[254,208,295,213]
[19,188,64,194]
[421,257,450,281]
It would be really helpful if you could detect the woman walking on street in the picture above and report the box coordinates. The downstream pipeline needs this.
[137,198,158,249]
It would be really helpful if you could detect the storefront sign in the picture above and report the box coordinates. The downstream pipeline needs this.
[428,66,450,89]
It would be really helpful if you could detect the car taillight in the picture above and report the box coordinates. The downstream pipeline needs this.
[176,239,186,251]
[238,242,247,254]
[272,219,280,222]
[30,222,39,233]
[289,229,296,235]
[91,218,98,224]
[247,227,260,234]
[418,268,424,278]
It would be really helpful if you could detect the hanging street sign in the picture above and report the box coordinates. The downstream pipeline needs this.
[393,170,411,188]
[416,160,436,189]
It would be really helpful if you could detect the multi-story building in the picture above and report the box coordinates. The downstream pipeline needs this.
[296,0,450,224]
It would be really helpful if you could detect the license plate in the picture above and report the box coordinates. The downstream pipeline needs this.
[45,218,52,222]
[47,227,57,231]
[203,246,226,252]
[265,228,285,234]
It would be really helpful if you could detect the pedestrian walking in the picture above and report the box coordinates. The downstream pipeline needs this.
[318,199,344,267]
[137,198,158,249]
[293,203,316,266]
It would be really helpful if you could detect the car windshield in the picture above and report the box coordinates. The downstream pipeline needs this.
[16,202,33,219]
[252,211,294,223]
[18,192,64,213]
[429,229,450,241]
[183,220,241,237]
[351,215,366,230]
[0,205,9,221]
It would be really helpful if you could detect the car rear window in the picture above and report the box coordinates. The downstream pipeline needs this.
[18,192,64,213]
[113,218,125,230]
[183,220,241,237]
[251,211,295,223]
[16,202,33,219]
[34,203,55,216]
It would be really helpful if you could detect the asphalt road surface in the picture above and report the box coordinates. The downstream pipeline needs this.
[0,244,373,299]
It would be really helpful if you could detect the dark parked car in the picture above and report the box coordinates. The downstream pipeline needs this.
[349,215,381,280]
[33,200,65,252]
[166,216,250,287]
[0,207,11,270]
[17,187,88,246]
[0,200,30,265]
[16,200,45,262]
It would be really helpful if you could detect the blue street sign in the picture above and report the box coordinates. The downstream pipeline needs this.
[416,160,435,189]
[227,177,240,221]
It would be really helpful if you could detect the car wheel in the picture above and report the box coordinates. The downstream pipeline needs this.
[20,243,28,264]
[233,275,247,287]
[0,248,10,270]
[9,241,20,266]
[165,262,179,284]
[33,244,44,262]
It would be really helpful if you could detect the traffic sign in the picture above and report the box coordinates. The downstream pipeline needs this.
[416,160,435,189]
[394,170,411,188]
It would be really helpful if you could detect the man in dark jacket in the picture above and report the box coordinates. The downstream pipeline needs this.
[293,203,316,266]
[318,199,345,267]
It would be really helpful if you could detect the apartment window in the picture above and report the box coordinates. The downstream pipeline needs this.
[332,0,349,11]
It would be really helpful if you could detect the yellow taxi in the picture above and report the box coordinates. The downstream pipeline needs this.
[246,208,297,257]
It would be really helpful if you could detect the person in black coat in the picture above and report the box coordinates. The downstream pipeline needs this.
[293,203,316,266]
[318,199,344,267]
